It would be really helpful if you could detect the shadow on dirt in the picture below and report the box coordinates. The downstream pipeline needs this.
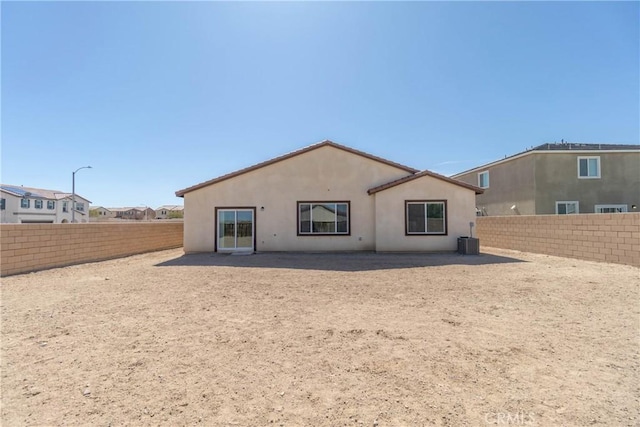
[155,251,525,272]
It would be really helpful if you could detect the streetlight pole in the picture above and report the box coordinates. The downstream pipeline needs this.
[72,166,92,223]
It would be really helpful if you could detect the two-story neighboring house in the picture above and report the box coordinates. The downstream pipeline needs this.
[0,185,91,223]
[155,205,184,219]
[451,143,640,215]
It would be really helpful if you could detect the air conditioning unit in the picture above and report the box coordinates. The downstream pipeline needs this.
[458,237,480,255]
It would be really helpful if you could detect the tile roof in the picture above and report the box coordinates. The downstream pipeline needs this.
[452,142,640,177]
[176,140,420,197]
[368,170,484,195]
[532,142,640,151]
[0,184,91,202]
[155,205,184,211]
[107,207,154,212]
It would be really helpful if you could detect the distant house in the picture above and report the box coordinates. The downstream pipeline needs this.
[452,143,640,215]
[90,206,113,219]
[155,205,184,219]
[0,184,91,223]
[175,140,482,253]
[108,207,156,220]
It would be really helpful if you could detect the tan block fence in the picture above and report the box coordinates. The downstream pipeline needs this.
[477,213,639,266]
[2,215,638,276]
[1,222,183,276]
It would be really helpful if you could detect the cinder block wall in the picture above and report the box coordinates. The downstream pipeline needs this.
[1,222,184,276]
[477,213,639,266]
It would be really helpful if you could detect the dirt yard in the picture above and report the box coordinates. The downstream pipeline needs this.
[1,248,638,426]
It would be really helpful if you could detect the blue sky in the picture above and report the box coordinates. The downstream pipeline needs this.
[2,1,638,209]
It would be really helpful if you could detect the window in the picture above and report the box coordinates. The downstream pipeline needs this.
[406,201,447,235]
[556,201,579,214]
[0,198,5,210]
[478,171,490,189]
[578,156,600,178]
[298,202,349,235]
[62,201,69,212]
[47,200,55,210]
[21,198,30,209]
[35,199,43,209]
[75,202,85,212]
[595,204,628,213]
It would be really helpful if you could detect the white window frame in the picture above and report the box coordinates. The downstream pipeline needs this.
[21,198,30,209]
[35,199,43,209]
[595,204,628,214]
[47,200,56,210]
[555,201,580,215]
[478,171,490,189]
[62,201,69,212]
[216,208,255,252]
[577,156,601,179]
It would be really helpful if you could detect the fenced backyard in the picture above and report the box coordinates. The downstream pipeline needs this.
[1,248,638,426]
[1,222,183,276]
[476,213,639,266]
[1,213,637,277]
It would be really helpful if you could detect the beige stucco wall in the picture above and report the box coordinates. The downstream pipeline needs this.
[374,177,478,252]
[534,152,640,214]
[454,150,640,216]
[183,145,412,252]
[454,155,536,216]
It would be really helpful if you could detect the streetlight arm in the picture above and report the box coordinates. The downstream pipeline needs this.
[71,166,92,223]
[73,165,92,174]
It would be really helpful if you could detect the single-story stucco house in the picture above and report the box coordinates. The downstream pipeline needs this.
[176,140,483,253]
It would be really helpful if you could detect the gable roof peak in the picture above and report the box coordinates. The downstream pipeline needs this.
[368,169,484,195]
[176,140,419,197]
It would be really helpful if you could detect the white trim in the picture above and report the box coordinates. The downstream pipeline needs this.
[577,156,601,179]
[555,201,580,215]
[217,209,254,252]
[595,204,628,213]
[478,171,490,189]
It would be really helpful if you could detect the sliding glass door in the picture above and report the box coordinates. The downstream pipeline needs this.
[217,208,254,252]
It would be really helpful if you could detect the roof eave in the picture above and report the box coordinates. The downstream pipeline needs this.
[452,145,640,178]
[368,170,484,195]
[175,140,420,197]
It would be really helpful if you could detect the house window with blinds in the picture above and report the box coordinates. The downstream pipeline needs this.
[298,202,350,235]
[406,200,447,235]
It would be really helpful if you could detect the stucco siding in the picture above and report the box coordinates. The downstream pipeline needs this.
[1,196,21,223]
[183,145,412,252]
[534,152,640,214]
[374,177,477,252]
[454,155,536,216]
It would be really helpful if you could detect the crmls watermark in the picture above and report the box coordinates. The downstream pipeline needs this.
[484,411,536,425]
